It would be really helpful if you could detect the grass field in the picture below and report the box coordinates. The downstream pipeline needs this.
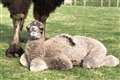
[0,5,120,80]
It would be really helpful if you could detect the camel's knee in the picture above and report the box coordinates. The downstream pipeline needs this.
[20,54,28,67]
[103,55,119,67]
[30,58,48,72]
[57,57,73,70]
[46,56,73,70]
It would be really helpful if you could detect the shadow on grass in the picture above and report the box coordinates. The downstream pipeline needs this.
[0,24,28,44]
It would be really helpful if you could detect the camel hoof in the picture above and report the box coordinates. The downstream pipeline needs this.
[5,44,24,58]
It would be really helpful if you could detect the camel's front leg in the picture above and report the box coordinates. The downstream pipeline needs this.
[6,14,25,57]
[20,54,28,67]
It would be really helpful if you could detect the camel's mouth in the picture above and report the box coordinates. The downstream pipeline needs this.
[30,36,40,40]
[29,29,43,40]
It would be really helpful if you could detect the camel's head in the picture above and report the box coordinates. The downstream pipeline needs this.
[26,20,44,40]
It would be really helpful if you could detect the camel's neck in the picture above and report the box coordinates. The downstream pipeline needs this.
[26,37,46,60]
[31,38,44,42]
[28,36,45,45]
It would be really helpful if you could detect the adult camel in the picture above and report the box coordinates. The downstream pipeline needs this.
[1,0,64,57]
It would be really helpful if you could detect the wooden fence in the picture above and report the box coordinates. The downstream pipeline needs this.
[64,0,120,7]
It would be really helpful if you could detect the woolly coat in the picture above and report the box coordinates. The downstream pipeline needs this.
[20,34,119,71]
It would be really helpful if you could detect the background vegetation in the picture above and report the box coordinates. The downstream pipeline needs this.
[75,0,120,7]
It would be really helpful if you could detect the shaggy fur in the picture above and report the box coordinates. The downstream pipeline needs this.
[1,0,64,57]
[20,21,119,71]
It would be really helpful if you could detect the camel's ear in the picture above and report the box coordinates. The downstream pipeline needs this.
[26,26,29,31]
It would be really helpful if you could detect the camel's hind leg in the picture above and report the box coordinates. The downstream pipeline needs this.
[103,55,119,67]
[82,55,105,68]
[82,47,107,68]
[82,48,119,68]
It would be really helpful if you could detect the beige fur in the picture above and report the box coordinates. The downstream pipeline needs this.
[20,34,119,71]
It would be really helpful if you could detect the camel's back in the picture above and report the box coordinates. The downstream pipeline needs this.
[73,36,107,55]
[45,37,72,57]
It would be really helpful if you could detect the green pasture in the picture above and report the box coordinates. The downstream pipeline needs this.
[0,5,120,80]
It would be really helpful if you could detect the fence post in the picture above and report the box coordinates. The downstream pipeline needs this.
[73,0,77,5]
[83,0,87,6]
[101,0,103,7]
[108,0,111,7]
[117,0,119,7]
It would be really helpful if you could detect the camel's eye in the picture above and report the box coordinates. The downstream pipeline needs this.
[40,31,43,34]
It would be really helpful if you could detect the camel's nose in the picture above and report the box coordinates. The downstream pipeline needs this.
[30,32,38,37]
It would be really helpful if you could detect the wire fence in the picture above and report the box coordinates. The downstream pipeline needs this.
[64,0,120,7]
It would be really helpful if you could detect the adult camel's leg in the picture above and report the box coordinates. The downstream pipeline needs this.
[33,3,48,37]
[33,0,64,37]
[6,14,26,57]
[4,0,32,57]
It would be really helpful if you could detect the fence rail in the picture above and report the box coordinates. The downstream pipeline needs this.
[64,0,120,7]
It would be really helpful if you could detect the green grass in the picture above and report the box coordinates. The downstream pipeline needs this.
[1,5,120,80]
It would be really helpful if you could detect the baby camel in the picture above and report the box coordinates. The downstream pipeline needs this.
[20,20,119,72]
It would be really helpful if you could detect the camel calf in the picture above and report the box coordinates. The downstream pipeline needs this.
[20,21,119,71]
